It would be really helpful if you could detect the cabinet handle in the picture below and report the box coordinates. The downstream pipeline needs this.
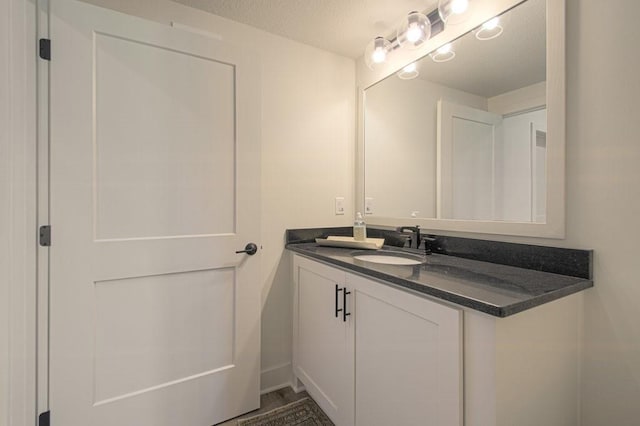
[343,289,351,322]
[335,284,343,318]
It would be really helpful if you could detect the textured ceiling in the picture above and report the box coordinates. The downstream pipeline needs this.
[171,0,439,58]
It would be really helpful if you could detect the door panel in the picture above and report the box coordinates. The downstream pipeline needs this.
[49,1,261,425]
[94,32,236,240]
[93,268,235,404]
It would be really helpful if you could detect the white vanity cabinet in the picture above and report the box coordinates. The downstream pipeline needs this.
[292,254,463,426]
[292,255,354,426]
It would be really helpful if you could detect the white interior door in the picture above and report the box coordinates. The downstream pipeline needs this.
[437,100,502,220]
[49,1,261,425]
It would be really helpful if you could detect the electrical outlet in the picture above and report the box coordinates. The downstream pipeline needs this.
[365,197,374,215]
[335,197,345,215]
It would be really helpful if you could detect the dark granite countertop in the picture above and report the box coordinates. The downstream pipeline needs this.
[286,229,593,317]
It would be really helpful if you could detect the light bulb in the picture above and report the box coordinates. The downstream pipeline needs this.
[437,43,452,55]
[403,63,417,73]
[475,16,503,40]
[397,62,419,80]
[406,23,423,43]
[430,43,455,62]
[438,0,472,25]
[364,36,391,70]
[483,17,499,30]
[451,0,469,15]
[397,11,431,50]
[372,47,386,64]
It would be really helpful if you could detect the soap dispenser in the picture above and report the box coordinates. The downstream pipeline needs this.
[354,212,367,241]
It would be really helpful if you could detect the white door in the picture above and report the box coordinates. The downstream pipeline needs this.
[437,100,502,220]
[49,1,261,425]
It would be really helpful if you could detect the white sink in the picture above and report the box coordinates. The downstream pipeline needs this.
[353,253,423,266]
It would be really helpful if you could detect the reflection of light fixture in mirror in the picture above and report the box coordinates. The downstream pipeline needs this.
[430,43,456,62]
[397,62,419,80]
[438,0,472,25]
[475,17,503,40]
[365,36,391,70]
[397,11,431,50]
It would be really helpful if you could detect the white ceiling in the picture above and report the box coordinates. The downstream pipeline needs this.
[171,0,438,58]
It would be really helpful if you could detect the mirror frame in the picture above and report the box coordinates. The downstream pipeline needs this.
[356,0,565,238]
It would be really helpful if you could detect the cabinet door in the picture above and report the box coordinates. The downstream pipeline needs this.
[348,273,462,426]
[293,255,354,426]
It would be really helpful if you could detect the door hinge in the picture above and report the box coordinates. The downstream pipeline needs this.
[39,225,51,247]
[39,38,51,60]
[38,411,50,426]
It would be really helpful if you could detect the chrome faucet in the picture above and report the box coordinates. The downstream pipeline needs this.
[398,226,437,254]
[397,225,421,249]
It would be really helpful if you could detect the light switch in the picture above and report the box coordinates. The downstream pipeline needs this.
[365,197,374,215]
[335,197,345,215]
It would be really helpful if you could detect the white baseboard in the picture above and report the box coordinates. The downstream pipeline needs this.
[260,362,293,394]
[260,382,293,395]
[291,377,306,394]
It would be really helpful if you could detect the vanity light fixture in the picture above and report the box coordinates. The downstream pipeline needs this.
[438,0,472,25]
[365,36,392,70]
[397,11,431,50]
[363,6,445,70]
[430,43,456,62]
[397,62,419,80]
[475,17,503,40]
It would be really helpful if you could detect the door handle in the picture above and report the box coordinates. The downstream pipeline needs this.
[335,284,343,318]
[235,243,258,256]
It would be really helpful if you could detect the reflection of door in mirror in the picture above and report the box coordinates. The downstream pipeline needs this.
[500,108,547,222]
[437,100,502,220]
[438,101,547,222]
[532,127,547,222]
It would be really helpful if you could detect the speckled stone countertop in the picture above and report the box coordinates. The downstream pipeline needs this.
[286,228,593,317]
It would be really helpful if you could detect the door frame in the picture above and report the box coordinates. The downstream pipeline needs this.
[1,1,40,425]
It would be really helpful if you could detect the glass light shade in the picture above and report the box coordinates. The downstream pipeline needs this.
[438,0,472,25]
[430,43,456,62]
[364,36,391,70]
[475,17,503,40]
[397,11,431,50]
[397,62,419,80]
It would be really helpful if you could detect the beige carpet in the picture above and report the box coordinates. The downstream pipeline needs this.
[237,397,334,426]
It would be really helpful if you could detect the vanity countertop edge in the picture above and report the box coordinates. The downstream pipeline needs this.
[286,228,593,318]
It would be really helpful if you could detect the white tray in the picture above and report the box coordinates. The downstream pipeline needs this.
[315,236,385,250]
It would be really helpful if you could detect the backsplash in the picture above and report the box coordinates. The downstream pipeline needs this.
[286,226,592,280]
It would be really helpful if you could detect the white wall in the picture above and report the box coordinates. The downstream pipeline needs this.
[565,0,640,423]
[54,0,356,394]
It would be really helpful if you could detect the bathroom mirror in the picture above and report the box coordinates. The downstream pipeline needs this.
[360,0,565,238]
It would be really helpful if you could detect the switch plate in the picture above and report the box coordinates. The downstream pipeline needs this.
[335,197,345,215]
[365,197,374,215]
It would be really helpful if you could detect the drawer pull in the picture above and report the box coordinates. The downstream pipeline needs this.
[343,289,351,322]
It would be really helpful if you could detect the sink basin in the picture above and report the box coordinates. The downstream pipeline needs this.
[353,251,424,266]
